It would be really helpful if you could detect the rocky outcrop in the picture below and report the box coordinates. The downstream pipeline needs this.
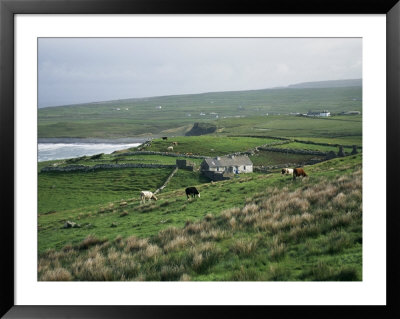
[62,221,81,229]
[185,122,217,136]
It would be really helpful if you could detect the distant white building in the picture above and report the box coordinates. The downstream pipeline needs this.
[307,110,330,117]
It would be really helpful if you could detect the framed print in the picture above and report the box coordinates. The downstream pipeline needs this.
[1,0,399,318]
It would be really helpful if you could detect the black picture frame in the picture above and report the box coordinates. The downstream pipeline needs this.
[1,0,399,318]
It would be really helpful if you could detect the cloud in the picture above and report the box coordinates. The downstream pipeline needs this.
[38,38,362,107]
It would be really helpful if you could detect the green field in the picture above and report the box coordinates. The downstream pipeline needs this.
[38,154,362,281]
[249,150,325,166]
[38,168,174,214]
[218,115,362,141]
[143,136,279,156]
[38,86,362,138]
[272,142,355,153]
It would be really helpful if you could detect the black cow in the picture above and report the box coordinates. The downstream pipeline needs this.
[162,136,168,140]
[185,187,200,199]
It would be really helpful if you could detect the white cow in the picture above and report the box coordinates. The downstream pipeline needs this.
[167,146,173,151]
[281,168,294,175]
[140,191,158,204]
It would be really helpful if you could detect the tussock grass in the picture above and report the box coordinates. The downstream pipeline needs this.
[230,266,260,281]
[40,268,72,281]
[230,238,258,257]
[77,235,108,250]
[163,235,192,252]
[125,236,149,252]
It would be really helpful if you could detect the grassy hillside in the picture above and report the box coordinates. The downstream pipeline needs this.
[288,79,362,88]
[38,168,174,214]
[38,86,362,138]
[217,115,362,141]
[38,154,362,281]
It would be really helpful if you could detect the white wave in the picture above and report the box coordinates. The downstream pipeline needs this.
[38,143,140,162]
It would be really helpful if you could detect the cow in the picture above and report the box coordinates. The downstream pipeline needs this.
[172,142,178,146]
[162,137,168,140]
[185,187,200,199]
[281,168,294,175]
[167,146,173,151]
[140,191,158,204]
[293,168,307,180]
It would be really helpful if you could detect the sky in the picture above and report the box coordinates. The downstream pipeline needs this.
[38,38,362,108]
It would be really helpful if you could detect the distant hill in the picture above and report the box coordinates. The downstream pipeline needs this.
[38,81,362,138]
[288,79,362,89]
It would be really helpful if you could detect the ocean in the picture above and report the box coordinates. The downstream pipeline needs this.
[38,138,145,162]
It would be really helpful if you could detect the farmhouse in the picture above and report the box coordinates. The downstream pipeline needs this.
[201,155,253,181]
[306,110,330,117]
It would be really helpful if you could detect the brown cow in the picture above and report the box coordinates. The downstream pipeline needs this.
[293,168,307,180]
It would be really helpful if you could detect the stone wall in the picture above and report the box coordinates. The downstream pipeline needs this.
[293,138,361,150]
[254,158,326,173]
[154,167,179,194]
[41,163,176,173]
[115,151,209,159]
[257,147,328,156]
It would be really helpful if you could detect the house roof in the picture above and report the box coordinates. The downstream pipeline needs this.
[203,155,253,168]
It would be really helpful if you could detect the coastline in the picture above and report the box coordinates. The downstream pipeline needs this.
[38,137,152,144]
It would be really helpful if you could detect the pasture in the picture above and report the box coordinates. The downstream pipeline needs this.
[38,154,362,281]
[38,167,174,214]
[143,136,279,156]
[218,115,362,142]
[249,150,325,166]
[271,142,356,153]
